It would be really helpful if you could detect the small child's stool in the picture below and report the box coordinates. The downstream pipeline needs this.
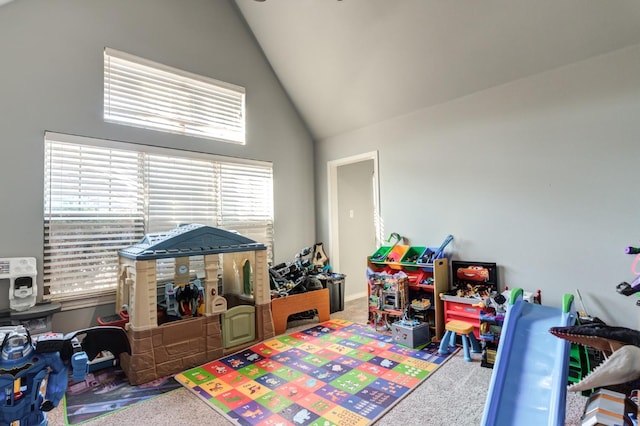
[438,320,481,362]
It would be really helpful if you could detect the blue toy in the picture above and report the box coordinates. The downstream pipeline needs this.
[0,325,130,425]
[481,289,575,426]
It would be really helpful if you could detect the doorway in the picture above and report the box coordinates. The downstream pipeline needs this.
[328,151,380,301]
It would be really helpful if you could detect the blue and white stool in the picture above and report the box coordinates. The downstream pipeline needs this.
[438,320,481,362]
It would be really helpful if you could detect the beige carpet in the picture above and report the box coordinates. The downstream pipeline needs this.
[47,297,587,425]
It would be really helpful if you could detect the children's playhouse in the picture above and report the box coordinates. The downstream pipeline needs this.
[114,224,275,385]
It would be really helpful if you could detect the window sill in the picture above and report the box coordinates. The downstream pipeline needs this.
[51,291,117,311]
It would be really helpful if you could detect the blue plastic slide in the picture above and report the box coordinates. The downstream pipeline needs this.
[481,289,576,426]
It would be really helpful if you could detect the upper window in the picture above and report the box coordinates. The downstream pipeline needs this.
[104,48,246,144]
[43,132,272,304]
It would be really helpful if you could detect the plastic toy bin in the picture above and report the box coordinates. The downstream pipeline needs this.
[368,263,393,274]
[416,246,446,272]
[386,245,410,269]
[403,269,425,285]
[392,321,431,348]
[400,246,425,266]
[369,246,392,264]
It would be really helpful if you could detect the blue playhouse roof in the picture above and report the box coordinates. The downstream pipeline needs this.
[118,224,266,260]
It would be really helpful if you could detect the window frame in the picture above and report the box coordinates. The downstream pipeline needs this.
[104,48,246,145]
[43,132,273,308]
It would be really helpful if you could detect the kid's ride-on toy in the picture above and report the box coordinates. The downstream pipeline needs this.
[0,325,130,426]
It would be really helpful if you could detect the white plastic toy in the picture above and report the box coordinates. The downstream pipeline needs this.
[0,257,37,311]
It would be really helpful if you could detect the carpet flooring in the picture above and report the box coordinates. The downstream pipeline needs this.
[175,319,456,425]
[46,296,588,425]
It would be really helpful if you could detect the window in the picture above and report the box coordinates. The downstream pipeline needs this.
[104,48,246,144]
[43,132,273,304]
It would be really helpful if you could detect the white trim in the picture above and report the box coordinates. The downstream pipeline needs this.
[44,131,270,168]
[58,292,116,311]
[327,151,380,273]
[345,291,368,303]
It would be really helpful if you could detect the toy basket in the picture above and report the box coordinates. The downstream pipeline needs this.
[386,245,410,269]
[370,232,406,266]
[403,269,426,285]
[416,246,446,271]
[416,235,453,271]
[400,246,425,267]
[369,246,392,264]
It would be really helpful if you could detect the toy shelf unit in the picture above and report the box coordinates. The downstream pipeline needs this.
[367,244,449,341]
[441,261,499,367]
[479,309,504,368]
[114,224,275,385]
[441,261,500,340]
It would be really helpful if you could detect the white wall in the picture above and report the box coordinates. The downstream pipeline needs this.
[0,0,315,330]
[316,44,640,329]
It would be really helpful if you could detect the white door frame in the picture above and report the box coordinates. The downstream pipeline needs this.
[327,151,381,273]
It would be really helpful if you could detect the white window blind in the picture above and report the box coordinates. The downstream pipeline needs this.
[147,154,220,233]
[220,162,274,261]
[44,133,273,302]
[104,48,246,144]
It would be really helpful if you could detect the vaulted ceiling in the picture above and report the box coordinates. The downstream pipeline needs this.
[234,0,640,140]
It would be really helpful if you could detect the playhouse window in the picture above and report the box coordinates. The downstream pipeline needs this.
[43,132,273,304]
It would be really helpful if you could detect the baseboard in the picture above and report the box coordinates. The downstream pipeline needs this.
[345,291,367,302]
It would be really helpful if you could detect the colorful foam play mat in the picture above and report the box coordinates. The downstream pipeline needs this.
[175,319,456,426]
[63,366,181,424]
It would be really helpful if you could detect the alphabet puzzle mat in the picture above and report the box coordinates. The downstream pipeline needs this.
[175,319,455,426]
